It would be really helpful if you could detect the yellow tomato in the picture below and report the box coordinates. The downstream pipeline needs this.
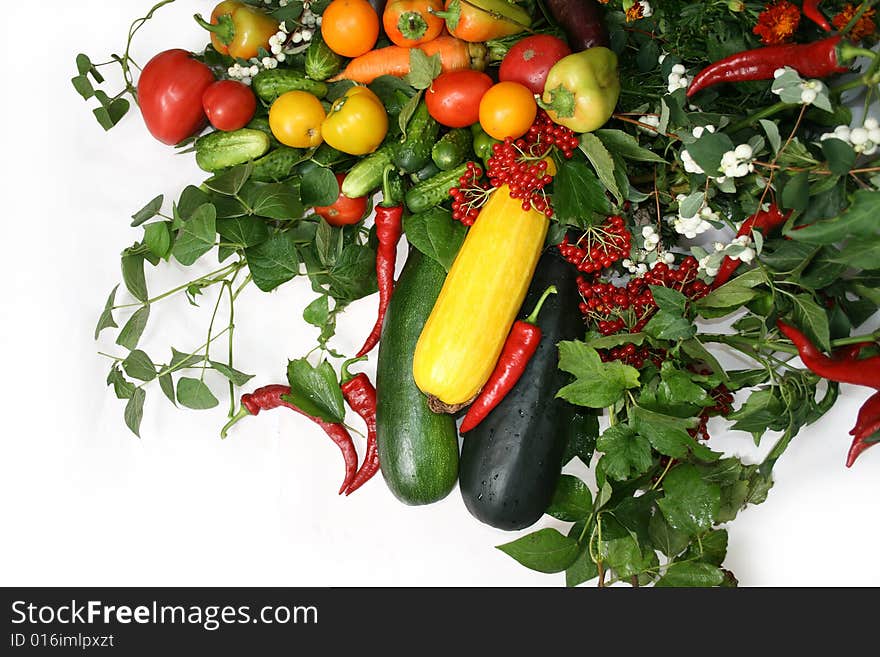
[321,86,388,155]
[268,90,326,148]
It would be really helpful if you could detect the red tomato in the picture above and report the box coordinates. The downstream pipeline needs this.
[498,35,571,94]
[314,173,369,226]
[137,49,216,145]
[425,70,494,128]
[202,80,257,131]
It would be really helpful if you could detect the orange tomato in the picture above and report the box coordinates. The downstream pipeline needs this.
[321,0,380,58]
[383,0,444,48]
[269,91,326,148]
[478,81,537,140]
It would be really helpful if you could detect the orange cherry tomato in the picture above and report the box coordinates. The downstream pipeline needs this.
[383,0,444,48]
[269,91,326,148]
[321,0,380,58]
[478,81,537,140]
[314,173,369,226]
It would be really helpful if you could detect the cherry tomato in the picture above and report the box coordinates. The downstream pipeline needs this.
[137,49,216,145]
[314,173,369,226]
[425,70,494,128]
[478,81,537,140]
[498,34,571,94]
[202,80,257,131]
[321,0,380,58]
[269,90,326,148]
[321,86,388,155]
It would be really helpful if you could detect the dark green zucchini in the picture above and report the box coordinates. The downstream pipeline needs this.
[459,249,584,530]
[376,247,459,505]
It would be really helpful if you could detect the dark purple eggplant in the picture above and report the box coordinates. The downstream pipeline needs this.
[544,0,609,52]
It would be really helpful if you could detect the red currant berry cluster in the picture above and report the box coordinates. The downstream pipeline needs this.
[487,139,555,215]
[525,110,580,158]
[559,216,633,273]
[639,259,709,300]
[598,343,666,369]
[689,384,734,441]
[449,161,491,226]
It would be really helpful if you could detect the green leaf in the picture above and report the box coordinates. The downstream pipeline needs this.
[177,186,212,220]
[403,49,441,89]
[585,332,647,349]
[496,529,581,574]
[759,119,781,154]
[680,338,728,382]
[684,529,728,566]
[107,365,135,400]
[598,535,648,579]
[71,74,94,99]
[648,512,690,558]
[630,405,719,461]
[122,349,156,382]
[217,216,269,249]
[131,194,164,227]
[303,295,330,327]
[158,373,176,405]
[546,475,593,522]
[245,231,301,292]
[244,182,304,220]
[172,203,217,266]
[176,377,219,410]
[729,388,784,436]
[651,286,688,314]
[562,410,599,466]
[791,293,831,351]
[205,162,253,196]
[92,98,129,130]
[821,138,856,176]
[655,562,724,587]
[95,285,119,339]
[116,305,150,350]
[659,364,712,407]
[300,166,340,207]
[597,424,654,481]
[829,237,880,270]
[397,90,423,138]
[209,361,254,387]
[403,207,467,271]
[552,157,611,228]
[677,191,704,220]
[685,132,735,176]
[657,464,721,536]
[124,388,146,437]
[643,310,695,341]
[565,548,599,587]
[121,253,148,302]
[696,268,765,311]
[579,133,622,204]
[327,241,378,303]
[557,341,640,408]
[285,358,346,423]
[595,129,667,163]
[144,222,172,259]
[780,171,810,212]
[789,189,880,243]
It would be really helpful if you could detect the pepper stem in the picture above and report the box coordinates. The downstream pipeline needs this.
[524,285,557,325]
[220,406,251,439]
[194,13,235,46]
[340,355,369,384]
[838,41,878,63]
[380,164,397,208]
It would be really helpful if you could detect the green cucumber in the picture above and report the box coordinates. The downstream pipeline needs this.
[195,129,270,172]
[252,69,328,104]
[251,147,306,182]
[411,161,441,183]
[305,32,343,81]
[459,249,585,530]
[377,247,459,505]
[341,144,395,198]
[246,116,279,148]
[405,162,470,213]
[432,128,472,170]
[392,101,439,173]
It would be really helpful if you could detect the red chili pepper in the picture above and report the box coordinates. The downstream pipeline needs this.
[712,204,792,288]
[340,360,379,495]
[847,391,880,467]
[687,35,851,97]
[221,384,358,495]
[356,166,403,357]
[460,286,557,433]
[776,320,880,388]
[803,0,832,32]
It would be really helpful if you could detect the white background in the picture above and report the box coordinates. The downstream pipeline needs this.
[1,0,877,587]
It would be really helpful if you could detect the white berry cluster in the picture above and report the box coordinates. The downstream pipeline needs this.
[719,144,755,180]
[638,114,661,134]
[820,117,880,156]
[680,125,715,175]
[622,225,673,275]
[635,1,654,18]
[672,195,716,239]
[695,234,756,278]
[667,63,691,94]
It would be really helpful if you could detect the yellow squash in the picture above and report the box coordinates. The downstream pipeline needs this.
[413,185,549,405]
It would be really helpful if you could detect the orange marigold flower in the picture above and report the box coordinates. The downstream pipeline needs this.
[833,3,877,42]
[753,0,801,45]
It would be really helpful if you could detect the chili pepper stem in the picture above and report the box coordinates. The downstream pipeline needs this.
[380,164,397,207]
[524,285,557,324]
[340,355,369,385]
[194,13,235,45]
[220,406,251,439]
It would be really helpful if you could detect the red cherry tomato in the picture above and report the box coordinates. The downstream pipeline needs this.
[137,49,216,145]
[314,173,369,226]
[425,70,494,128]
[202,80,257,131]
[499,34,571,94]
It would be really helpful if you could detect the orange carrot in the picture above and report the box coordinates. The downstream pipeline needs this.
[329,35,486,83]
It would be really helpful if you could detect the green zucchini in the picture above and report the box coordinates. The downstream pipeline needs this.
[405,162,469,213]
[459,249,584,530]
[392,101,439,173]
[251,147,305,182]
[305,32,343,81]
[341,144,395,198]
[252,69,328,104]
[377,247,459,505]
[432,128,472,170]
[195,129,270,172]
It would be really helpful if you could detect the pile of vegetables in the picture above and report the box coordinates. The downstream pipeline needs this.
[76,0,880,586]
